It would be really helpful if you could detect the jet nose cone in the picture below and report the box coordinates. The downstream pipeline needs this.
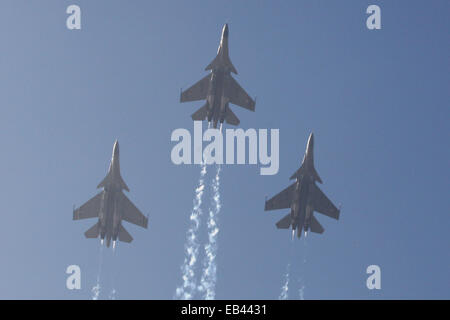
[306,132,314,154]
[308,132,314,145]
[222,23,229,38]
[113,139,119,156]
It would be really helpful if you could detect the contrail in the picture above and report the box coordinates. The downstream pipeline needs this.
[279,263,290,300]
[91,244,104,300]
[175,163,208,300]
[198,165,222,300]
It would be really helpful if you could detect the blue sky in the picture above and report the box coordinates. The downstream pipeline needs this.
[0,1,448,299]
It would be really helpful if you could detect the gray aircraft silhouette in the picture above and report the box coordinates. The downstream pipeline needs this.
[180,24,256,129]
[265,133,340,239]
[73,140,148,248]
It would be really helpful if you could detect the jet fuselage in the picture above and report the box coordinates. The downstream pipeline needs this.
[206,69,230,128]
[95,140,129,247]
[289,133,320,238]
[205,25,233,128]
[290,176,315,238]
[98,187,123,247]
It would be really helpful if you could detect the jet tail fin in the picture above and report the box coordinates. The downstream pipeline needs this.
[191,103,209,121]
[118,225,133,243]
[84,222,100,239]
[276,213,291,229]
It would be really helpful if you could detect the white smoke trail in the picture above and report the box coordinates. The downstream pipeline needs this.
[91,279,101,300]
[279,263,290,300]
[198,165,222,300]
[91,244,104,300]
[109,247,118,300]
[279,238,307,300]
[175,163,208,300]
[297,238,307,300]
[298,284,305,300]
[109,288,117,300]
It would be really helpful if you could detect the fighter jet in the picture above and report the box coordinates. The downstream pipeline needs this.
[265,133,340,239]
[73,140,148,248]
[180,24,256,129]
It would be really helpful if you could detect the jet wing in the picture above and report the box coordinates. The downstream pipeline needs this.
[120,192,148,228]
[311,184,340,220]
[265,183,296,211]
[180,74,211,102]
[73,191,103,220]
[226,76,256,111]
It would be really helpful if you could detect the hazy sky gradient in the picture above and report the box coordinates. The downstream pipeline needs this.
[0,1,448,299]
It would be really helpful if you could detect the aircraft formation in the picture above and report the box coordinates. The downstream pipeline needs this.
[73,24,340,247]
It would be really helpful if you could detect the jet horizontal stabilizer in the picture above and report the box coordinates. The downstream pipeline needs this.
[191,103,209,121]
[118,225,133,243]
[225,106,240,125]
[276,213,291,229]
[84,223,100,239]
[310,215,325,234]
